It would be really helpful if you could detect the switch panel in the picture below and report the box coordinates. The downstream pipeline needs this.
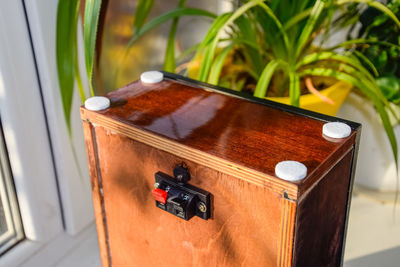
[153,171,211,220]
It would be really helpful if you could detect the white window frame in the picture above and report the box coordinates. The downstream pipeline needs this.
[0,124,24,255]
[0,0,95,265]
[23,0,94,235]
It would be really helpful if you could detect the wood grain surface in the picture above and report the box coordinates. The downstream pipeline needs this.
[92,125,290,266]
[80,75,360,266]
[278,198,297,267]
[292,150,354,267]
[81,77,356,197]
[82,109,299,199]
[82,120,111,267]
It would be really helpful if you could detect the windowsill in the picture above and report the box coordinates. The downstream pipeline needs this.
[0,223,100,267]
[3,191,395,266]
[53,225,100,267]
[344,191,400,265]
[51,192,400,267]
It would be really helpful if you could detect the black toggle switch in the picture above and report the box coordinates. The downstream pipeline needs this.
[173,163,191,183]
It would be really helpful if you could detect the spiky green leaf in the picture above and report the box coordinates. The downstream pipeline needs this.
[300,67,397,164]
[56,0,80,134]
[84,0,102,96]
[208,44,235,85]
[253,60,279,98]
[163,0,187,72]
[127,8,216,47]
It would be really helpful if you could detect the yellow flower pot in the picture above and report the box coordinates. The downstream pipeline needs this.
[187,57,352,116]
[267,81,352,116]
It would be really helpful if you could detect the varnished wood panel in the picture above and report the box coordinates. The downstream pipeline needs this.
[81,74,361,267]
[82,121,111,267]
[82,110,298,199]
[277,198,296,267]
[292,150,354,266]
[93,125,291,267]
[81,77,356,194]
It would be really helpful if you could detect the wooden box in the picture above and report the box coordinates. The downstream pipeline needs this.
[81,72,360,267]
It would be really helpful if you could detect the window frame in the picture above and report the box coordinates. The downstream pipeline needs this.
[0,121,24,255]
[0,0,94,265]
[23,0,94,235]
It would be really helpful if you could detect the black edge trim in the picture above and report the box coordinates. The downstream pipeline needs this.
[162,71,361,131]
[339,126,362,266]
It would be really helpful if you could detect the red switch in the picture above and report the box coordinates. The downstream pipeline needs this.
[152,188,168,204]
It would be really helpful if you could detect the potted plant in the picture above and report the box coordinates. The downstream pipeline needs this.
[56,0,400,186]
[337,0,400,195]
[130,0,400,168]
[183,0,356,116]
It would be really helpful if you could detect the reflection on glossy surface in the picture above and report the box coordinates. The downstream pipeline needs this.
[104,78,356,180]
[143,94,226,139]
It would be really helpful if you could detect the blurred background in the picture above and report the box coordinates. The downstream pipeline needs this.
[94,0,226,94]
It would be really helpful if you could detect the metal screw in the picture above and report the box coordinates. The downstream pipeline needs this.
[154,182,159,189]
[198,202,207,213]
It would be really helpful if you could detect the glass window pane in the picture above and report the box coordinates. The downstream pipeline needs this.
[96,0,221,94]
[0,120,24,255]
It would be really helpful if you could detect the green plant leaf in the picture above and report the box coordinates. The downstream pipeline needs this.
[296,51,376,83]
[198,1,260,81]
[235,15,263,74]
[330,38,400,50]
[295,0,325,59]
[303,60,397,119]
[257,1,291,55]
[300,67,397,164]
[163,0,187,72]
[323,0,335,43]
[337,0,400,28]
[208,44,235,85]
[176,43,201,62]
[56,0,87,182]
[198,38,218,81]
[377,50,388,68]
[283,7,313,30]
[221,38,260,51]
[253,60,279,98]
[56,0,80,134]
[133,0,155,34]
[74,43,86,102]
[243,65,260,80]
[352,50,379,77]
[377,76,400,103]
[330,63,397,117]
[127,8,217,48]
[190,13,232,80]
[373,97,398,168]
[289,71,300,106]
[84,0,102,96]
[198,12,232,48]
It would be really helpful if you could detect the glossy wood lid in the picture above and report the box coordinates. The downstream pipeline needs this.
[81,74,358,192]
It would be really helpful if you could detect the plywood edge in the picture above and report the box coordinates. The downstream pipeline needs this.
[82,120,111,267]
[80,108,299,200]
[277,197,296,267]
